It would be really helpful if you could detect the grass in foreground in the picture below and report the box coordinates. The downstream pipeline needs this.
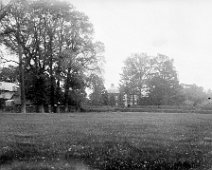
[0,112,212,169]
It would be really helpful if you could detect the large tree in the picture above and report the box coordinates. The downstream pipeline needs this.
[0,0,30,113]
[0,0,104,112]
[61,35,104,111]
[147,54,180,106]
[120,53,151,104]
[0,0,59,112]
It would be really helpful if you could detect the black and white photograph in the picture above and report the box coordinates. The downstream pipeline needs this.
[0,0,212,169]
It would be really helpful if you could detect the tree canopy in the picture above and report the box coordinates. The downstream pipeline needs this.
[120,53,151,104]
[120,53,181,106]
[147,54,180,106]
[0,0,105,112]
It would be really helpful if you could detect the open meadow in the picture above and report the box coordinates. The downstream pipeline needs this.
[0,112,212,170]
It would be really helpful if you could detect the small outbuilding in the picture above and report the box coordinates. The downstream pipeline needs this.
[0,82,19,109]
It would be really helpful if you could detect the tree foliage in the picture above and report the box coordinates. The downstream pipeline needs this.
[120,53,181,106]
[120,53,151,104]
[147,54,180,106]
[181,84,207,107]
[89,74,108,106]
[0,65,18,82]
[0,0,105,112]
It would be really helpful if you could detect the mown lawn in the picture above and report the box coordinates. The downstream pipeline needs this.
[0,112,212,169]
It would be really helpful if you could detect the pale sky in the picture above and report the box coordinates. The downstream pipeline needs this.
[68,0,212,90]
[1,0,212,90]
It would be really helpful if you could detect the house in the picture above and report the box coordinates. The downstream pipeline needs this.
[107,84,120,106]
[0,82,19,108]
[107,84,138,107]
[124,94,138,107]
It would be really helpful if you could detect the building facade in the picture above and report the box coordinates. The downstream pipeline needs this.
[107,84,138,107]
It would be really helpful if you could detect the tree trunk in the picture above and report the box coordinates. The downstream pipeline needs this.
[48,33,55,113]
[56,105,60,113]
[139,87,142,106]
[64,68,71,112]
[50,54,55,113]
[37,104,44,113]
[55,57,61,113]
[18,40,26,113]
[56,79,60,113]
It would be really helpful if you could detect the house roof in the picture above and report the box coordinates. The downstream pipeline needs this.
[0,82,18,91]
[107,84,119,94]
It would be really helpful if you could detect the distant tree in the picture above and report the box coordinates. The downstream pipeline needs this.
[120,53,152,104]
[147,54,180,106]
[67,71,87,111]
[182,84,207,107]
[172,85,186,106]
[89,74,107,106]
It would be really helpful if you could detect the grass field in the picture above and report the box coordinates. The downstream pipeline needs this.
[0,112,212,169]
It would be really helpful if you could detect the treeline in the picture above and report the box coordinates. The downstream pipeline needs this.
[0,0,105,112]
[0,1,210,112]
[120,53,211,107]
[90,53,211,108]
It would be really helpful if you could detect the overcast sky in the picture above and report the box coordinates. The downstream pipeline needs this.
[68,0,212,90]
